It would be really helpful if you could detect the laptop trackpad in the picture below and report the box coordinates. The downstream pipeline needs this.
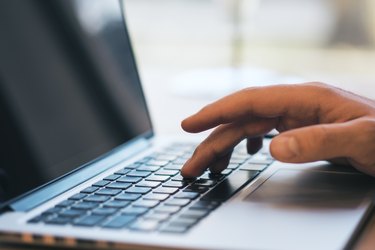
[230,169,375,249]
[245,169,373,208]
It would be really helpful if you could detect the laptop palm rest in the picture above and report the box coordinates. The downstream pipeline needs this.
[197,169,374,250]
[235,169,374,250]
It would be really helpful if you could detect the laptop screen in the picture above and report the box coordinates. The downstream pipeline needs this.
[0,0,152,205]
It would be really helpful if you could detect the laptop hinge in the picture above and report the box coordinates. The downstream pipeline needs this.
[0,205,13,215]
[9,135,151,212]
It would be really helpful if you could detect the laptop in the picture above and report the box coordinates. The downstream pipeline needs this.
[0,1,374,249]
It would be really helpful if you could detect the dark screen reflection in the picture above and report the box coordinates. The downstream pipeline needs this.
[0,0,152,204]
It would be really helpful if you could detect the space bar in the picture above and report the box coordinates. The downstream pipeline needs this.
[201,170,259,202]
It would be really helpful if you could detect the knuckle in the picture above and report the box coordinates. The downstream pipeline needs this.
[348,118,375,167]
[355,118,375,143]
[193,143,205,156]
[240,86,256,93]
[317,125,331,144]
[308,125,331,146]
[300,125,331,157]
[197,141,220,161]
[199,104,211,115]
[310,82,338,98]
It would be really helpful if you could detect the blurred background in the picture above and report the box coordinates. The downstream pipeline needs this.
[122,0,375,134]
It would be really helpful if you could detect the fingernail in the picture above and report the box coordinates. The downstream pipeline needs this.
[274,137,299,160]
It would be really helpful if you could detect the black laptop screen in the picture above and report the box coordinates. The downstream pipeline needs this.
[0,0,152,205]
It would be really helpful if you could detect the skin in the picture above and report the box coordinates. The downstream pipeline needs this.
[180,82,375,178]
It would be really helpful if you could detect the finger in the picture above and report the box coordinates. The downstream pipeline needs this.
[246,136,263,155]
[209,151,232,174]
[181,83,326,133]
[181,124,244,178]
[270,122,356,163]
[181,118,276,178]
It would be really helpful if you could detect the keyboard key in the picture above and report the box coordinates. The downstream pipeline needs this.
[55,200,75,208]
[154,205,181,214]
[42,207,62,215]
[248,154,273,165]
[169,217,198,228]
[122,206,149,216]
[144,193,170,201]
[114,168,131,175]
[137,165,160,172]
[135,180,161,188]
[115,193,142,201]
[106,182,132,190]
[164,163,183,171]
[104,200,130,208]
[91,207,118,216]
[220,169,232,175]
[135,157,151,164]
[80,186,99,194]
[199,173,225,181]
[68,193,87,200]
[162,181,187,188]
[174,192,199,200]
[160,225,188,234]
[226,163,240,170]
[95,188,121,196]
[231,154,249,161]
[193,179,216,187]
[165,198,190,207]
[143,213,170,222]
[126,163,142,169]
[155,170,179,176]
[74,215,107,227]
[129,220,160,232]
[115,193,141,201]
[71,202,99,210]
[28,215,47,224]
[229,158,246,164]
[240,163,268,171]
[154,187,178,195]
[181,209,209,219]
[104,174,120,181]
[171,175,195,182]
[190,200,220,210]
[132,199,160,208]
[173,158,187,165]
[125,187,151,194]
[183,185,209,194]
[201,170,259,202]
[147,159,169,166]
[127,170,151,178]
[155,154,177,162]
[117,176,142,183]
[145,175,170,182]
[84,195,110,203]
[45,216,72,225]
[59,209,86,218]
[92,180,110,187]
[102,215,137,229]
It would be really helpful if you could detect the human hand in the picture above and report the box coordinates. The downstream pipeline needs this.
[180,82,375,177]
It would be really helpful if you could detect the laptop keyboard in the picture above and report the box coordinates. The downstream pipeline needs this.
[28,143,274,234]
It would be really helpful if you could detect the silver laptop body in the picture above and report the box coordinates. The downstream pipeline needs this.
[0,1,374,250]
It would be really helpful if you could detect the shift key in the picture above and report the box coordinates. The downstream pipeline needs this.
[201,170,259,202]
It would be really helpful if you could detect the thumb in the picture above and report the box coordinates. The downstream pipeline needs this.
[270,123,353,163]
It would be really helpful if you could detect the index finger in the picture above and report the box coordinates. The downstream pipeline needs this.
[181,83,325,133]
